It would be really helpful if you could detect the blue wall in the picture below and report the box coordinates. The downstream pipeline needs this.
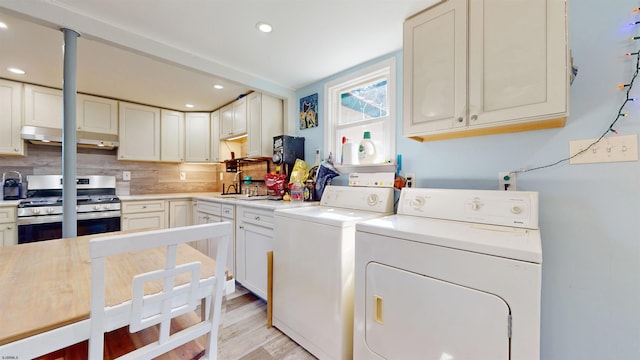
[296,1,640,359]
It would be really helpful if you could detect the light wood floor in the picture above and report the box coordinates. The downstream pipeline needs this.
[37,283,316,359]
[219,283,316,360]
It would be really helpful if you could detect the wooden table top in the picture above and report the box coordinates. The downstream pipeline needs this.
[0,232,216,346]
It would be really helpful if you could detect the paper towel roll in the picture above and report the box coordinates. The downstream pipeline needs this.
[342,142,358,165]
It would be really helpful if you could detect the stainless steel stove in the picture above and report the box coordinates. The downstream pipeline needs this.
[17,175,121,244]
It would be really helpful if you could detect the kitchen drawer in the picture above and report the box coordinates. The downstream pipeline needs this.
[238,206,274,229]
[221,204,235,219]
[122,200,165,214]
[0,207,16,223]
[197,200,222,216]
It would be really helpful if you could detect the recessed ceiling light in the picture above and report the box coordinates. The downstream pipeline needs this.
[0,22,8,30]
[8,67,25,75]
[256,22,273,33]
[185,104,195,108]
[213,84,224,90]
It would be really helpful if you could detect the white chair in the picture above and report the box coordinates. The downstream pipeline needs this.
[88,222,232,360]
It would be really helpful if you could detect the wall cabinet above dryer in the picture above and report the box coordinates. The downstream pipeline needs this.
[403,0,568,141]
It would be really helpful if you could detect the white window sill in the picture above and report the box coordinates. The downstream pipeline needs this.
[334,163,396,174]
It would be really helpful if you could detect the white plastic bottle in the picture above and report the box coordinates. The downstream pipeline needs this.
[358,131,378,164]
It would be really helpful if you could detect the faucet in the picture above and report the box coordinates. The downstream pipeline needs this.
[233,170,242,182]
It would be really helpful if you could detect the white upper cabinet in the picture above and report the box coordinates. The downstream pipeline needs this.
[247,92,283,158]
[0,80,24,156]
[118,102,161,161]
[76,94,118,134]
[24,84,62,129]
[210,110,221,163]
[403,0,568,141]
[160,109,185,162]
[220,96,248,140]
[185,112,211,162]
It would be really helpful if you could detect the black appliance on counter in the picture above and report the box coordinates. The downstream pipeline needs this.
[2,171,23,200]
[17,175,121,244]
[272,135,305,181]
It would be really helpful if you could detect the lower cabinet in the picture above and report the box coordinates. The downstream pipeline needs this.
[0,206,17,247]
[235,205,274,300]
[193,200,221,256]
[121,200,166,231]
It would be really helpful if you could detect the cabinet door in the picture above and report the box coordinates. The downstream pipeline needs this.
[0,79,24,155]
[161,109,185,162]
[220,103,234,139]
[0,224,17,247]
[121,211,165,231]
[210,110,221,162]
[24,84,63,129]
[185,112,211,162]
[118,102,161,161]
[168,200,192,228]
[468,0,567,126]
[76,94,118,134]
[193,211,222,256]
[247,92,262,157]
[232,97,247,136]
[403,0,466,135]
[236,222,273,299]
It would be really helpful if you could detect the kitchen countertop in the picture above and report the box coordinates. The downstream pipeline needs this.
[119,192,318,210]
[0,200,21,206]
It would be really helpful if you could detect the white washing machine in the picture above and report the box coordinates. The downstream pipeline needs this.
[354,188,542,360]
[274,185,395,360]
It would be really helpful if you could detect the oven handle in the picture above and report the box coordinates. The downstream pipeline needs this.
[17,211,121,225]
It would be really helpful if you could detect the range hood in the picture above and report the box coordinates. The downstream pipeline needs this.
[20,126,119,150]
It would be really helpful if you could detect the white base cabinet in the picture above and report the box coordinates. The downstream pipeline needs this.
[0,206,17,247]
[235,205,274,300]
[121,200,166,231]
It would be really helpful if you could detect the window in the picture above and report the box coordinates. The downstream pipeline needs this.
[324,57,396,166]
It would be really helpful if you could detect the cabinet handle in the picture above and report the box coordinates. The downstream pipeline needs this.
[142,205,147,209]
[239,225,244,229]
[470,114,478,121]
[6,226,11,230]
[254,216,260,221]
[14,148,19,152]
[457,117,464,123]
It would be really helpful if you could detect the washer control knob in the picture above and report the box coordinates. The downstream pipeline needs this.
[470,200,482,211]
[410,197,425,210]
[511,206,523,214]
[367,194,379,206]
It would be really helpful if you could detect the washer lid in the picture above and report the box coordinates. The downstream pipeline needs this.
[356,215,542,264]
[276,205,392,227]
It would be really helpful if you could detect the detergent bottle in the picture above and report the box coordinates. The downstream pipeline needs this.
[358,131,378,164]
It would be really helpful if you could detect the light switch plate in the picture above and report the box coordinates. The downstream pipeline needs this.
[123,171,131,181]
[569,134,638,164]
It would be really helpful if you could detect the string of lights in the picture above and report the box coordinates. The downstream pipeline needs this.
[511,7,639,175]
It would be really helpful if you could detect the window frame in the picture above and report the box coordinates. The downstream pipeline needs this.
[323,57,397,168]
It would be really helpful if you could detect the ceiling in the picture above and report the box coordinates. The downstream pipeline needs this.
[0,0,439,112]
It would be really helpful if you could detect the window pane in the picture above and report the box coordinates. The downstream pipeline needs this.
[339,79,388,125]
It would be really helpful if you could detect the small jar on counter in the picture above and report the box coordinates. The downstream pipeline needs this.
[304,180,316,201]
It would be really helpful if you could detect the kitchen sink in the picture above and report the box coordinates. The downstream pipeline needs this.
[235,195,271,201]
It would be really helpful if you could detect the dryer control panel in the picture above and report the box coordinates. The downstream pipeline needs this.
[398,188,539,229]
[320,185,394,213]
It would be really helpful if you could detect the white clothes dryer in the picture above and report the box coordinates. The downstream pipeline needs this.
[353,188,542,360]
[274,185,395,360]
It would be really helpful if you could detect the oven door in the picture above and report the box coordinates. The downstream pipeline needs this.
[17,211,121,244]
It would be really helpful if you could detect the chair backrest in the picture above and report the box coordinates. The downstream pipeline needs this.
[88,222,232,360]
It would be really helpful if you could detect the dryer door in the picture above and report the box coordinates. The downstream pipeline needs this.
[365,262,510,359]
